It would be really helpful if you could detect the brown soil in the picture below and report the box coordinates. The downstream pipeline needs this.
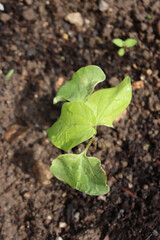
[0,0,160,239]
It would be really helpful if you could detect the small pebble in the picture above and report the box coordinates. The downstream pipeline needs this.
[118,173,123,179]
[55,237,63,240]
[47,215,52,220]
[25,0,33,5]
[39,5,47,15]
[103,235,110,240]
[65,12,83,27]
[121,161,128,168]
[125,66,131,72]
[125,19,133,28]
[23,8,36,21]
[55,77,64,91]
[105,142,111,148]
[19,225,25,231]
[108,176,116,187]
[133,63,138,70]
[146,69,152,76]
[27,48,36,57]
[108,76,119,87]
[143,185,149,190]
[153,229,159,237]
[43,22,48,27]
[140,75,145,81]
[141,23,147,31]
[59,222,67,228]
[0,13,11,22]
[84,18,90,26]
[0,3,4,11]
[97,195,106,201]
[115,196,121,205]
[23,192,31,199]
[126,173,133,182]
[128,183,133,188]
[99,0,109,12]
[63,33,69,40]
[132,80,144,89]
[74,212,80,222]
[143,50,150,60]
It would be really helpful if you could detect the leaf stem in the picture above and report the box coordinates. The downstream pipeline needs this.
[84,136,95,155]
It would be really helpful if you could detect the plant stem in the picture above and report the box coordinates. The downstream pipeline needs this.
[84,136,95,155]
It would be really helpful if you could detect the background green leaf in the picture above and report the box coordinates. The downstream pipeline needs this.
[47,101,96,151]
[86,76,132,127]
[118,48,125,56]
[4,69,14,81]
[50,152,110,195]
[146,13,151,20]
[124,39,137,48]
[112,38,124,47]
[53,65,106,104]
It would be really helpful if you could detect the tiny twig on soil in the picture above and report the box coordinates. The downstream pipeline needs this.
[145,233,152,240]
[121,187,138,199]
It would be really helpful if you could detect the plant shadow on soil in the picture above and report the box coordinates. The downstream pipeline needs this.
[12,148,34,175]
[14,75,59,127]
[10,74,61,179]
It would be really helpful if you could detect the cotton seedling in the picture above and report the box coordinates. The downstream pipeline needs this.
[113,38,137,56]
[47,65,132,195]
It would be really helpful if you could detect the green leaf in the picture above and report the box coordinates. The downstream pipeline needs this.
[118,48,125,56]
[47,101,96,151]
[53,65,106,104]
[124,39,137,48]
[4,69,14,81]
[146,13,151,20]
[112,38,124,47]
[86,76,132,128]
[50,152,110,195]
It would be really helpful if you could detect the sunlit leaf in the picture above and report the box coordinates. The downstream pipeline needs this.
[118,47,125,56]
[86,76,132,127]
[53,65,106,104]
[47,101,96,151]
[124,39,137,48]
[50,152,110,195]
[113,38,124,47]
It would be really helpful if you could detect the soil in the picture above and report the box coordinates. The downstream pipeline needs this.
[0,0,160,239]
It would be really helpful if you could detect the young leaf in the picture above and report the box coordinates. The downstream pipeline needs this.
[146,13,151,20]
[53,65,106,104]
[124,39,137,48]
[50,152,110,195]
[47,101,96,151]
[4,69,14,81]
[112,38,124,47]
[118,48,125,56]
[86,76,132,128]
